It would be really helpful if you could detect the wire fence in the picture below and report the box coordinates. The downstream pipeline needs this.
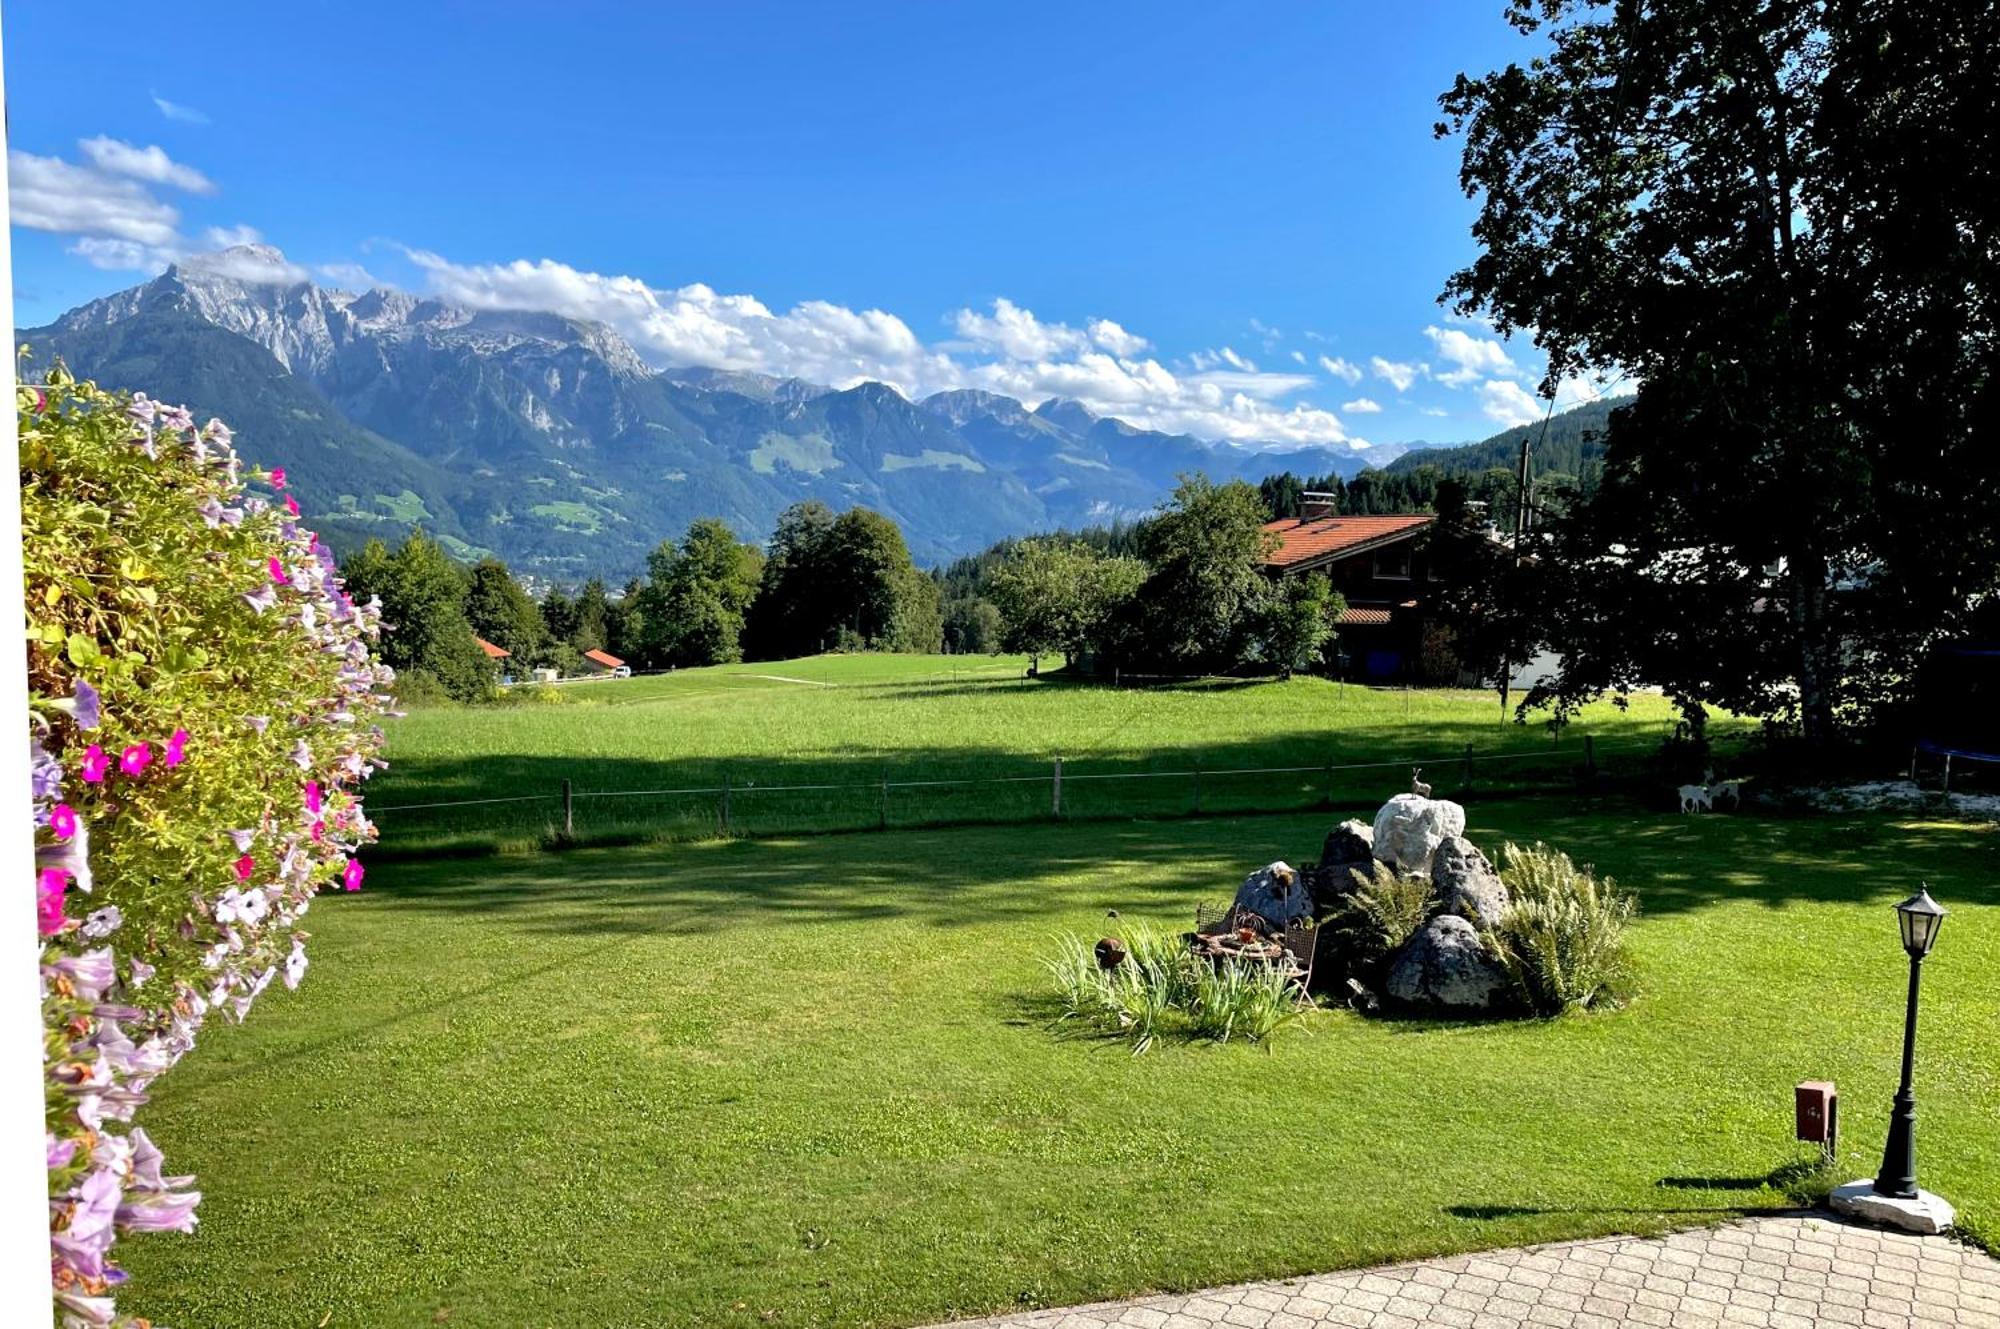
[366,731,1670,858]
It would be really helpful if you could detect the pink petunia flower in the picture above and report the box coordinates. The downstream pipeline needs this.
[164,728,190,768]
[37,868,69,935]
[269,466,287,489]
[79,745,110,784]
[233,855,256,882]
[49,803,79,840]
[304,780,322,814]
[118,743,152,778]
[343,859,365,891]
[310,819,325,843]
[284,493,301,516]
[269,557,289,585]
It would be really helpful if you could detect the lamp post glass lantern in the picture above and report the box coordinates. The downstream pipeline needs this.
[1874,886,1946,1199]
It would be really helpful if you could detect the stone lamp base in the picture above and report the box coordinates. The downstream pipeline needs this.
[1830,1179,1956,1235]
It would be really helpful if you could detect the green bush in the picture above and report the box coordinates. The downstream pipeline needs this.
[1488,841,1638,1015]
[1320,861,1435,979]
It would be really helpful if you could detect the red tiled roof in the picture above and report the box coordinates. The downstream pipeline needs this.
[583,649,625,669]
[475,636,511,659]
[1263,513,1435,570]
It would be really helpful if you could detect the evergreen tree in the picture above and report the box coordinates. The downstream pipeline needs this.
[463,557,547,664]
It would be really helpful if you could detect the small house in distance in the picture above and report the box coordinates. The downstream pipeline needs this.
[1262,496,1437,681]
[475,636,513,683]
[581,648,629,678]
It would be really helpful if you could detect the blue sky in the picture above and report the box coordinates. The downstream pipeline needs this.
[4,1,1601,449]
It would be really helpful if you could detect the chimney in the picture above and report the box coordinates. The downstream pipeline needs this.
[1299,491,1339,522]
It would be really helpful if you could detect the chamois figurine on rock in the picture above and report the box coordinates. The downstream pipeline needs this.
[1410,767,1432,798]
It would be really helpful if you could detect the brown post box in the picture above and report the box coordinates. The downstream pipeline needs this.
[1796,1080,1837,1145]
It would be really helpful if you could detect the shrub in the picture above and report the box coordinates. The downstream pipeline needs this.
[1488,841,1638,1015]
[1320,862,1435,979]
[23,367,392,1321]
[1041,924,1306,1052]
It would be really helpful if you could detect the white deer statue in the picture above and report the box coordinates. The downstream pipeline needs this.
[1411,767,1432,798]
[1678,783,1712,814]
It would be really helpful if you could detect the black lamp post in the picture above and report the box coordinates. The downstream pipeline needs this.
[1873,885,1947,1199]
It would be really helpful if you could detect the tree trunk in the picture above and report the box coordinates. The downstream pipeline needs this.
[1789,554,1836,745]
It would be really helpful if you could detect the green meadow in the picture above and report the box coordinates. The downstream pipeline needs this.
[369,655,1722,853]
[121,800,2000,1328]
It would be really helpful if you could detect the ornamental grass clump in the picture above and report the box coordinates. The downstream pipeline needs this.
[1319,861,1434,981]
[1042,924,1307,1053]
[24,366,393,1324]
[1488,841,1638,1016]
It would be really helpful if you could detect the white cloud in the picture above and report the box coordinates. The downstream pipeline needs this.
[1479,378,1547,428]
[1424,324,1515,387]
[181,245,309,285]
[79,136,216,194]
[152,93,211,125]
[953,297,1089,360]
[1087,318,1149,357]
[66,237,175,272]
[1370,356,1424,392]
[317,261,383,290]
[1340,397,1383,414]
[1317,355,1363,385]
[8,148,183,247]
[1421,406,1449,417]
[203,223,264,249]
[1289,350,1306,365]
[400,249,1362,448]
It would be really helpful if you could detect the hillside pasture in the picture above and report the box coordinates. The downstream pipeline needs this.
[371,655,1729,854]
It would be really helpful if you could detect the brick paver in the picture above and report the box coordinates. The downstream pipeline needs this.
[941,1215,2000,1329]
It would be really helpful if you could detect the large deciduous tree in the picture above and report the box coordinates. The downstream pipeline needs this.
[1114,475,1280,673]
[743,502,942,658]
[341,533,493,700]
[987,538,1146,672]
[633,518,765,667]
[464,557,548,664]
[1439,0,2000,741]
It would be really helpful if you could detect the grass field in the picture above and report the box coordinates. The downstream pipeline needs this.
[371,655,1731,853]
[120,799,1999,1328]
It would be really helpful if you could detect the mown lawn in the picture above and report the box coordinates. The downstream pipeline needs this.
[121,800,1998,1328]
[372,655,1727,852]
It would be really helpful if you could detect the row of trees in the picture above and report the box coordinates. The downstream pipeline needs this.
[340,499,947,699]
[345,474,1356,701]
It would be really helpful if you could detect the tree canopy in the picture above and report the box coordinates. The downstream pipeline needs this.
[1440,0,2000,740]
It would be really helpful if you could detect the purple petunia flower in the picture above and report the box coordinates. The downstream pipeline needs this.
[73,678,100,730]
[241,584,277,615]
[244,714,271,734]
[80,906,122,939]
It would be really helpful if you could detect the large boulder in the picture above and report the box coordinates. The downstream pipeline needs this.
[1306,819,1376,915]
[1431,835,1509,925]
[1386,914,1507,1011]
[1370,794,1467,875]
[1230,860,1312,927]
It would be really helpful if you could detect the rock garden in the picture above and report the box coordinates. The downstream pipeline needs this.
[1047,788,1639,1049]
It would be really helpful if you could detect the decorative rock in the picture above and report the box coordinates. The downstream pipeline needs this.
[1431,835,1509,925]
[1319,819,1374,868]
[1370,794,1467,875]
[1829,1179,1956,1235]
[1230,861,1311,927]
[1306,819,1377,915]
[1386,914,1506,1010]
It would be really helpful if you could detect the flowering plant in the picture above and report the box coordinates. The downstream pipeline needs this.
[22,364,392,1326]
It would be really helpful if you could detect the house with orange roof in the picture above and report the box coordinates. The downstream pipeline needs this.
[580,648,629,677]
[1261,496,1440,680]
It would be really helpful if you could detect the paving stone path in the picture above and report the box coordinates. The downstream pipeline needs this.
[943,1214,2000,1329]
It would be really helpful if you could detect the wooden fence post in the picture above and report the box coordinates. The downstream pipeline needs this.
[720,772,731,835]
[561,778,573,838]
[1052,756,1063,820]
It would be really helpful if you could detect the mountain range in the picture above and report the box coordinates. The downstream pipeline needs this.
[23,245,1548,579]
